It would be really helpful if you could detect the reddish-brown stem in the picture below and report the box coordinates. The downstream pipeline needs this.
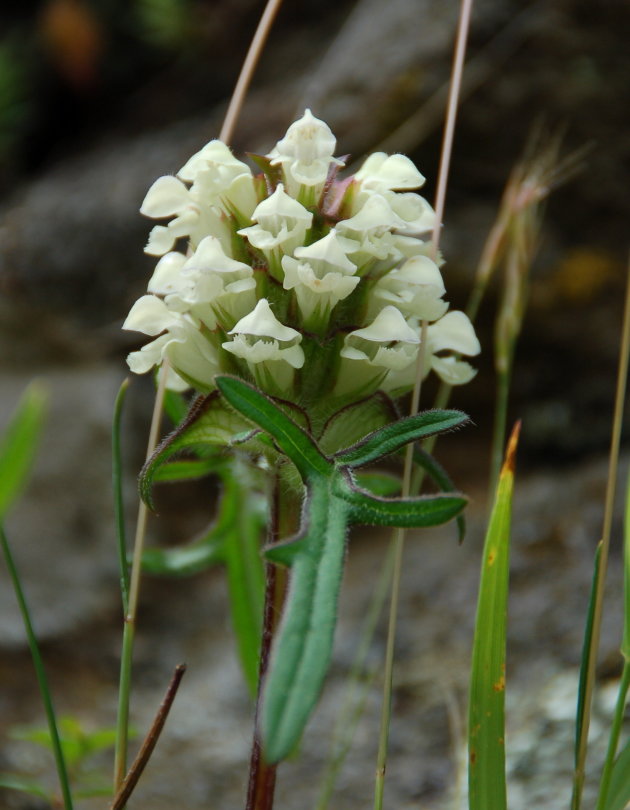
[245,475,290,810]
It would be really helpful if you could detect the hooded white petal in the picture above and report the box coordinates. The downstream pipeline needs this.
[148,252,187,294]
[427,311,481,356]
[349,306,420,344]
[123,295,177,336]
[228,299,301,342]
[178,140,252,184]
[140,176,191,218]
[430,355,477,385]
[355,152,425,191]
[292,230,357,276]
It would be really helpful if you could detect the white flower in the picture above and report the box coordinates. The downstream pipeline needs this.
[282,230,359,329]
[427,310,480,356]
[238,184,313,277]
[140,175,232,256]
[268,109,342,199]
[178,139,252,185]
[383,310,481,392]
[335,194,410,266]
[223,299,305,392]
[336,306,420,395]
[163,236,256,328]
[369,255,449,321]
[123,296,220,390]
[355,152,425,191]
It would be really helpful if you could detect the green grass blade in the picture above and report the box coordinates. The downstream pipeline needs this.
[468,422,520,810]
[0,384,47,519]
[0,526,74,810]
[596,470,630,810]
[112,379,130,613]
[571,541,603,810]
[601,732,630,810]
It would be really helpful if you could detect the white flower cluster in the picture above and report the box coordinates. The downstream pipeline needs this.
[124,110,480,405]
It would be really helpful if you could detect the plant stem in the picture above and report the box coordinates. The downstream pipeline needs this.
[245,473,293,810]
[112,378,131,614]
[0,525,74,810]
[595,660,630,810]
[219,0,284,144]
[113,367,169,794]
[110,665,186,810]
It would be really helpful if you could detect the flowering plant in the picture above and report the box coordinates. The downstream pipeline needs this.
[121,110,480,766]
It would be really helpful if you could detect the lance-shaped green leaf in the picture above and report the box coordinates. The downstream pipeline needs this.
[261,477,350,763]
[333,409,469,469]
[413,445,466,543]
[333,470,467,528]
[215,376,330,479]
[139,391,252,509]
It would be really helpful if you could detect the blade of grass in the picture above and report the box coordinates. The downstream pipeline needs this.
[112,379,130,614]
[468,421,520,810]
[0,384,47,519]
[0,526,74,810]
[595,467,630,810]
[571,260,630,810]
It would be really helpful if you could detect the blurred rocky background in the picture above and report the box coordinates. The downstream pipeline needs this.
[1,0,629,808]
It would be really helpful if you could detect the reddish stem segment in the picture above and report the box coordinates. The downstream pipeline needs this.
[245,475,291,810]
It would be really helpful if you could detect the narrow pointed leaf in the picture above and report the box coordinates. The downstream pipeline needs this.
[334,409,469,469]
[468,423,520,810]
[572,540,603,810]
[1,527,74,810]
[333,472,466,528]
[0,384,47,519]
[216,376,330,479]
[413,445,466,543]
[262,478,350,763]
[221,472,265,695]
